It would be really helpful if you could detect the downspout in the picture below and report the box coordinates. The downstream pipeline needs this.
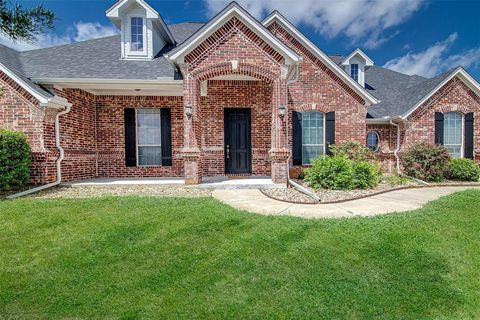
[8,105,71,199]
[284,64,320,202]
[389,119,401,174]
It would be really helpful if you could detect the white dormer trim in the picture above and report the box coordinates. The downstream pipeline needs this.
[125,14,148,57]
[107,0,175,61]
[341,48,374,67]
[165,2,301,65]
[262,11,379,106]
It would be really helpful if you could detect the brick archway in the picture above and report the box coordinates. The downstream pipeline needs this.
[190,61,279,83]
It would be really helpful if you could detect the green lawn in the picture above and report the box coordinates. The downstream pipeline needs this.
[1,191,480,319]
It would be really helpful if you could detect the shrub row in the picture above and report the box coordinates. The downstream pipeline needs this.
[402,142,480,182]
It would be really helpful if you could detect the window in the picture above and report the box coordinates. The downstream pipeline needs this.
[137,109,161,165]
[444,112,463,158]
[366,131,380,152]
[350,64,359,82]
[130,17,144,51]
[302,111,325,164]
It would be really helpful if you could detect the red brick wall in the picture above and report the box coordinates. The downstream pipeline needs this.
[405,77,480,162]
[0,71,59,184]
[95,95,184,177]
[266,21,368,168]
[200,80,272,176]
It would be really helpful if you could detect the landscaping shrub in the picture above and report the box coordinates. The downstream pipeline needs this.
[304,155,381,190]
[352,161,382,189]
[331,140,377,162]
[402,143,450,182]
[0,130,30,191]
[446,158,480,182]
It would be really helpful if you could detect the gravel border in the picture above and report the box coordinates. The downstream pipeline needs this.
[261,181,480,204]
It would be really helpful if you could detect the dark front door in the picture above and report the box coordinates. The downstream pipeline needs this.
[224,108,252,174]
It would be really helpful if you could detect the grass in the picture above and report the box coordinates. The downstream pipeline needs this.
[1,191,480,319]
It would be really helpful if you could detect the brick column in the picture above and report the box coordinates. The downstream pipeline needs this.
[180,66,203,184]
[269,77,289,184]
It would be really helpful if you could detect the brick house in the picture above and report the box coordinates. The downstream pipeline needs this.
[1,0,479,186]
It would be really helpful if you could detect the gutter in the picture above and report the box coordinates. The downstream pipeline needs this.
[8,104,72,199]
[284,64,321,202]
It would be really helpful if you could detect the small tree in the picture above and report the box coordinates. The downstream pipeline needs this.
[0,0,55,42]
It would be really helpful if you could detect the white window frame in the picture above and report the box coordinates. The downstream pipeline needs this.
[136,109,162,167]
[301,111,326,165]
[126,14,147,56]
[366,131,380,152]
[350,63,359,82]
[443,112,464,159]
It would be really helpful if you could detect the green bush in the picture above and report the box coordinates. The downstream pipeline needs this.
[0,130,30,191]
[304,155,381,190]
[402,143,450,182]
[446,158,480,182]
[352,161,382,189]
[331,140,377,162]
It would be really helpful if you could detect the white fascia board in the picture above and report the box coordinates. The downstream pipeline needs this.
[0,62,49,104]
[32,78,183,85]
[366,117,403,124]
[401,67,480,119]
[106,0,158,19]
[262,12,379,106]
[341,48,374,66]
[166,6,301,64]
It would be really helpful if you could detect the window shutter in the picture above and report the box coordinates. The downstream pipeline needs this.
[124,108,136,167]
[434,112,444,145]
[161,108,173,166]
[292,111,302,165]
[465,112,474,159]
[325,111,335,155]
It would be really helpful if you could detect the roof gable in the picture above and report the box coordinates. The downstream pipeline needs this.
[106,0,175,45]
[262,11,379,106]
[165,2,301,65]
[341,48,374,66]
[402,67,480,119]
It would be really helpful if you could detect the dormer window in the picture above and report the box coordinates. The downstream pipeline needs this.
[350,64,359,82]
[130,17,144,51]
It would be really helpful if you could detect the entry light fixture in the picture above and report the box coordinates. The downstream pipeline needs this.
[185,104,193,117]
[278,105,286,118]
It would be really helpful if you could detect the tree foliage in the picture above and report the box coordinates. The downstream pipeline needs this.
[0,0,55,42]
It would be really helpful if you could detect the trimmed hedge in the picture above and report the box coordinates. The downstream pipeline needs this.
[446,159,480,182]
[402,143,450,182]
[304,155,381,190]
[0,130,30,191]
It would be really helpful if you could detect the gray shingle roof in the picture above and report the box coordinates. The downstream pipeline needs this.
[328,56,458,118]
[0,43,53,98]
[365,67,455,118]
[17,22,204,81]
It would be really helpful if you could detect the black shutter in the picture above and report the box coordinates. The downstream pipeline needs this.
[161,108,173,166]
[435,112,444,145]
[292,111,302,165]
[124,108,136,167]
[465,112,474,159]
[325,111,335,155]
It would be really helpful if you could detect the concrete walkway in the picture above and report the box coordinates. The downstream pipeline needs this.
[212,186,480,219]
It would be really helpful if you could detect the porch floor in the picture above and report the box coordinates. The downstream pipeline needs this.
[61,176,285,189]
